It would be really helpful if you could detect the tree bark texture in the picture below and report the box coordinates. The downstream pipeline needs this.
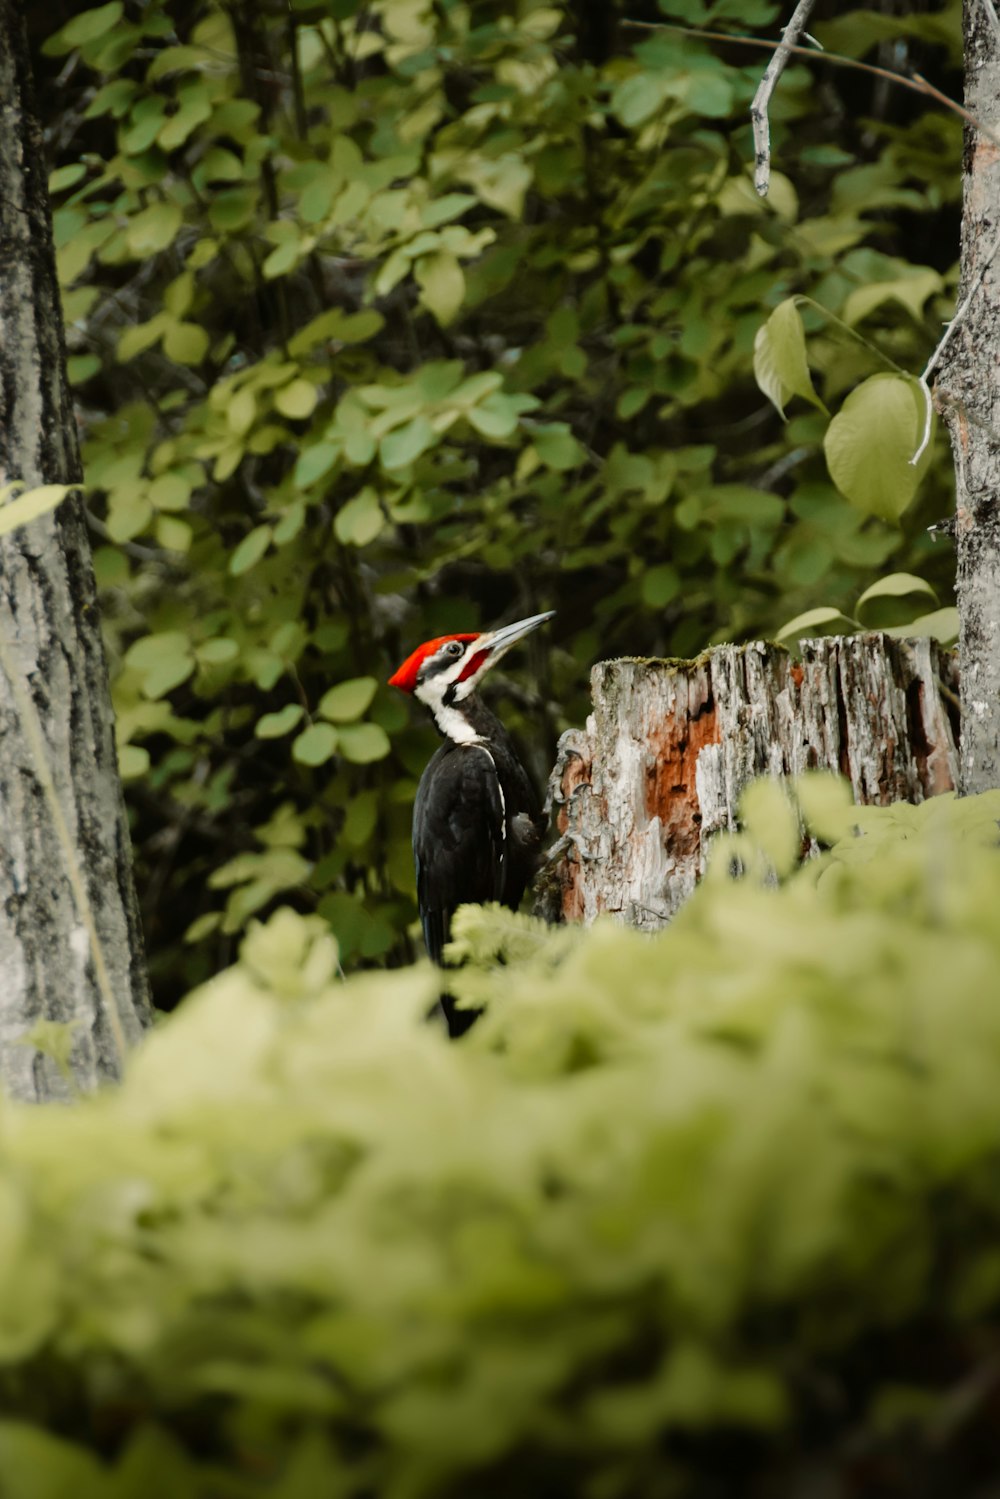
[937,0,1000,795]
[0,4,151,1100]
[540,636,959,931]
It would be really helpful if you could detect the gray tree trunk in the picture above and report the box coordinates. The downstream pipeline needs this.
[539,635,958,930]
[937,0,1000,795]
[0,5,150,1099]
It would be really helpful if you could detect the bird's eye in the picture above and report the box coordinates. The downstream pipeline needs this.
[446,641,463,656]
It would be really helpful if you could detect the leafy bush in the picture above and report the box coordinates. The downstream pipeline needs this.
[3,778,1000,1496]
[36,0,963,994]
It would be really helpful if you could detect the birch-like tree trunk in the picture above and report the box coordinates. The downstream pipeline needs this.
[539,635,958,929]
[938,1,1000,794]
[0,5,150,1099]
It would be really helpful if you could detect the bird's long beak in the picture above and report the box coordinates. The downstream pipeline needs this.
[476,611,555,666]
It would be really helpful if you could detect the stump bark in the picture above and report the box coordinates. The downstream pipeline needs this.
[540,635,959,930]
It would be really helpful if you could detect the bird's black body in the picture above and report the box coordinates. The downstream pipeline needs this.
[389,612,553,1037]
[414,698,543,959]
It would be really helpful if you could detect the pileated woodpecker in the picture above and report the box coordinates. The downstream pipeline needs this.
[389,611,554,1035]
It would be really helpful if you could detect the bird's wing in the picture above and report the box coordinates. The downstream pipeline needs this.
[413,744,506,964]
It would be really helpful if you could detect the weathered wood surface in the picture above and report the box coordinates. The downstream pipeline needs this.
[937,1,1000,795]
[0,5,151,1099]
[539,635,959,930]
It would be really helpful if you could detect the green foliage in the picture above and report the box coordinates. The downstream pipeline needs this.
[754,300,937,521]
[1,783,1000,1492]
[777,570,959,646]
[38,0,962,991]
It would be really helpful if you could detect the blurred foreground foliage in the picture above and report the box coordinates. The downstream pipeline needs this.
[3,778,1000,1496]
[35,0,963,997]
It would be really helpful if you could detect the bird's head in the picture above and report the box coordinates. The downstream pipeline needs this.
[388,611,554,712]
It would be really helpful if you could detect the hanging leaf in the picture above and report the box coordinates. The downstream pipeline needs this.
[0,484,73,538]
[753,299,826,419]
[824,374,932,521]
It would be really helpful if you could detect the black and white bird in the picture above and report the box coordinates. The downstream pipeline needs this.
[388,611,554,1035]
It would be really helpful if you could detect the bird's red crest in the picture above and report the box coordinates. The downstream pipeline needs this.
[388,634,480,694]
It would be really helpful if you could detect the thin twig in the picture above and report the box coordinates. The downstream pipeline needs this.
[911,237,1000,466]
[622,21,1000,151]
[750,0,819,197]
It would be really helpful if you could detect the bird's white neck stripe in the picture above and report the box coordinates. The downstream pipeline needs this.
[432,701,484,744]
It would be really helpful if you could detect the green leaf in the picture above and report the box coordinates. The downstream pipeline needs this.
[775,607,859,643]
[127,201,183,257]
[855,572,938,629]
[125,630,195,699]
[0,484,73,538]
[196,637,240,666]
[69,352,104,384]
[465,393,533,439]
[49,163,87,194]
[45,1,123,53]
[84,78,137,118]
[209,187,258,233]
[843,267,943,327]
[379,417,435,470]
[294,443,340,488]
[612,73,669,128]
[229,525,273,576]
[334,488,384,546]
[533,423,584,472]
[158,83,213,151]
[256,704,305,739]
[641,564,681,608]
[107,491,153,543]
[275,379,318,420]
[163,321,210,365]
[154,515,191,552]
[753,299,826,419]
[292,722,339,766]
[0,1423,105,1496]
[317,677,378,723]
[824,374,932,521]
[415,250,465,326]
[118,743,150,779]
[336,722,391,764]
[148,473,192,512]
[794,771,857,845]
[883,606,959,646]
[740,778,800,879]
[227,388,257,436]
[117,313,169,362]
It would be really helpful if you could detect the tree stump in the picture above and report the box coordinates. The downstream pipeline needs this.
[540,635,959,930]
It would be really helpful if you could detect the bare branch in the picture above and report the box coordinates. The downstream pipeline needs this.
[750,0,819,197]
[622,21,1000,152]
